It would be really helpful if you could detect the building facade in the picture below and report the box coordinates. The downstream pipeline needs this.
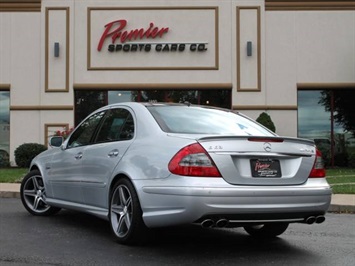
[0,0,354,166]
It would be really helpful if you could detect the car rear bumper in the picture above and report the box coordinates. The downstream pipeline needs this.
[136,178,332,228]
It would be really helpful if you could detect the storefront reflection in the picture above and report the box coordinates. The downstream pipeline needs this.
[0,91,10,167]
[298,90,355,167]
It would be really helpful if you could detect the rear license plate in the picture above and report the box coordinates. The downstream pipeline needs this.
[250,159,281,177]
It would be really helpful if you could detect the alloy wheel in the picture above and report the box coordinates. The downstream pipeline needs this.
[110,184,133,238]
[22,174,51,214]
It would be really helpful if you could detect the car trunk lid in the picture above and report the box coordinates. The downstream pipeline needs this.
[198,136,316,185]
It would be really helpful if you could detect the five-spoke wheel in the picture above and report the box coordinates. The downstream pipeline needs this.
[20,170,60,216]
[109,178,148,245]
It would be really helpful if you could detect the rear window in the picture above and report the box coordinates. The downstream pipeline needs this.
[147,106,274,136]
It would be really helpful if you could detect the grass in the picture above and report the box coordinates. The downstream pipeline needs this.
[0,167,354,194]
[326,168,355,194]
[0,168,28,183]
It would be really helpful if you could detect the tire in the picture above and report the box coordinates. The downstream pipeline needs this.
[20,170,61,216]
[244,223,289,238]
[109,178,148,245]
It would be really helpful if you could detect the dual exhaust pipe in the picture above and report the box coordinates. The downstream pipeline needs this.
[201,218,229,228]
[201,215,326,228]
[305,215,326,224]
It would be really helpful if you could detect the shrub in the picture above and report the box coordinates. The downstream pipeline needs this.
[14,143,47,168]
[317,145,331,167]
[256,112,276,133]
[334,152,348,167]
[348,152,355,168]
[0,150,10,168]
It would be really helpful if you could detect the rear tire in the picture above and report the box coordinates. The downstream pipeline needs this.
[109,178,148,245]
[20,170,61,216]
[244,223,289,238]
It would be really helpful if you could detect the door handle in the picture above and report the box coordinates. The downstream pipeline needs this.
[74,152,83,160]
[108,149,119,157]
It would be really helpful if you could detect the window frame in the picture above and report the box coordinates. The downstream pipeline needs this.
[93,108,135,144]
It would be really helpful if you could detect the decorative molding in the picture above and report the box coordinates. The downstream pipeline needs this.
[45,7,70,92]
[0,0,41,12]
[298,83,355,89]
[0,84,10,91]
[45,123,69,147]
[265,0,355,11]
[233,105,298,111]
[236,6,261,92]
[87,6,219,71]
[10,105,73,111]
[73,83,233,90]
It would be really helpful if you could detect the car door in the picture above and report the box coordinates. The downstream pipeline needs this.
[80,107,135,208]
[47,110,106,203]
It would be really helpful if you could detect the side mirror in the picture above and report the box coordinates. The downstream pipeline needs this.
[49,136,64,147]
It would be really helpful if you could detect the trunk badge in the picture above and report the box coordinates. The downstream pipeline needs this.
[263,142,272,152]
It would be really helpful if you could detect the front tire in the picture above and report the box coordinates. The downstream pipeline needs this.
[20,170,61,216]
[244,223,289,238]
[109,178,148,245]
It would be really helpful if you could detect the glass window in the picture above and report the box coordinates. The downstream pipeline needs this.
[0,92,10,166]
[75,91,107,126]
[147,105,274,136]
[108,91,134,104]
[74,89,232,128]
[298,91,331,140]
[67,111,106,148]
[298,89,355,167]
[136,89,231,109]
[95,108,134,143]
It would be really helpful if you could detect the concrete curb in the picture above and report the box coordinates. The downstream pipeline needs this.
[328,204,355,213]
[1,183,354,213]
[0,183,21,199]
[0,191,20,199]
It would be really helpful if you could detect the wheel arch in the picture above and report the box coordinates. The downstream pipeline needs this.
[30,165,40,172]
[108,172,144,213]
[109,173,137,201]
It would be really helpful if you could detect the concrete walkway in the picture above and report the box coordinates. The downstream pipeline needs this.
[1,183,354,213]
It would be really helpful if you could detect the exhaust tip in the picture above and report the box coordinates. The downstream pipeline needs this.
[216,219,229,228]
[201,219,215,228]
[306,216,316,224]
[316,216,325,224]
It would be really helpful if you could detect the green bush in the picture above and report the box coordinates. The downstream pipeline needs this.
[317,145,331,167]
[0,150,10,168]
[14,143,47,168]
[348,152,355,168]
[256,112,276,133]
[334,152,348,167]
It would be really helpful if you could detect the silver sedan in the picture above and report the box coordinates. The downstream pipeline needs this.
[20,102,332,244]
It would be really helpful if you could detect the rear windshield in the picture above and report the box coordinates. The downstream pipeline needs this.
[147,106,275,136]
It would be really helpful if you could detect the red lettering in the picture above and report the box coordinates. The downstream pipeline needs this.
[254,162,271,171]
[97,20,127,51]
[97,20,169,51]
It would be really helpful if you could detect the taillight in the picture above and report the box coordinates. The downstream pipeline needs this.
[168,143,221,177]
[309,149,326,178]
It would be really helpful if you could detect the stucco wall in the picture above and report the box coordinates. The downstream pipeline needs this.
[1,0,354,164]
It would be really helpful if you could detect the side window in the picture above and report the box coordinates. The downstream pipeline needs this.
[67,111,105,148]
[95,108,134,143]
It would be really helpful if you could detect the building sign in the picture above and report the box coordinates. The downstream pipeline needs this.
[97,19,170,51]
[88,7,219,70]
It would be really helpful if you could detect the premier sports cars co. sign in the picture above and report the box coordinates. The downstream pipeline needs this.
[88,7,218,70]
[97,19,208,53]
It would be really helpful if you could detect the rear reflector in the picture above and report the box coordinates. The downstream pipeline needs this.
[168,143,221,177]
[309,149,326,178]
